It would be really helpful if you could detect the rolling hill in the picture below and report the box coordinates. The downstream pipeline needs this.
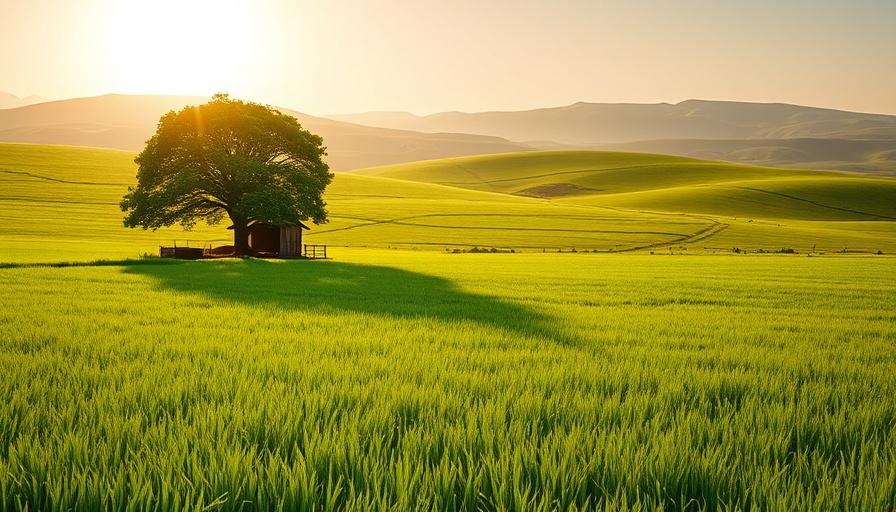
[1,143,893,263]
[349,150,896,252]
[352,150,896,219]
[0,94,532,171]
[600,138,896,176]
[5,94,896,174]
[330,100,896,144]
[330,100,896,174]
[351,151,827,195]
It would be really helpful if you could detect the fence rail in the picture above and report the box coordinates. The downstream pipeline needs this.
[304,244,327,259]
[160,245,205,259]
[159,243,326,259]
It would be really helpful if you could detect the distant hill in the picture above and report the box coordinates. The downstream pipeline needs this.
[600,138,896,176]
[0,94,532,171]
[0,91,47,109]
[6,95,896,174]
[0,94,210,151]
[279,110,532,171]
[330,100,896,144]
[330,100,896,174]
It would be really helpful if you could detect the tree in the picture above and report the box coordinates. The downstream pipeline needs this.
[121,93,333,256]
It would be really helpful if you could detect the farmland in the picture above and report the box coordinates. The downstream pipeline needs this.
[349,151,896,253]
[1,142,895,510]
[2,251,895,510]
[2,144,894,261]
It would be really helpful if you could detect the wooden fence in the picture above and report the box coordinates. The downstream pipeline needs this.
[160,243,327,259]
[303,244,327,259]
[159,246,205,259]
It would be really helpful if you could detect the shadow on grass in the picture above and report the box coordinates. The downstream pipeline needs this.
[122,258,568,346]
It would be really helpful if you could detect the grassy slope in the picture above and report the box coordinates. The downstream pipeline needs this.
[583,177,896,221]
[353,150,826,195]
[2,144,894,262]
[0,144,231,262]
[0,144,711,262]
[312,173,705,251]
[600,138,896,176]
[351,150,896,253]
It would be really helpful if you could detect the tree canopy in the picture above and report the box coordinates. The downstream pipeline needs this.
[121,93,333,255]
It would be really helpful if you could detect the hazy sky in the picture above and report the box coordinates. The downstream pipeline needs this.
[2,0,895,115]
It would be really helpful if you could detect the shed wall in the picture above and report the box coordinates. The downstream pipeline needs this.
[279,226,303,257]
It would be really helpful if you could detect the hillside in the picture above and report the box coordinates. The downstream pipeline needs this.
[352,151,828,195]
[0,94,532,171]
[349,150,896,252]
[330,100,896,144]
[0,143,711,260]
[2,143,893,263]
[330,100,896,174]
[600,138,896,176]
[5,95,896,174]
[353,150,896,218]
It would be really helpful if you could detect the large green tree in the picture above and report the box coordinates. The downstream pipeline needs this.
[121,93,333,256]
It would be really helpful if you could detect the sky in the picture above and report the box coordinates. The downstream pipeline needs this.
[1,0,895,116]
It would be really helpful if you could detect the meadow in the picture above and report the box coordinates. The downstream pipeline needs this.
[2,144,894,261]
[0,144,230,262]
[2,251,895,511]
[1,142,895,510]
[350,151,896,254]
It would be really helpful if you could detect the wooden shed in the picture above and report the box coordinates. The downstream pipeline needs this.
[161,221,319,259]
[246,221,310,258]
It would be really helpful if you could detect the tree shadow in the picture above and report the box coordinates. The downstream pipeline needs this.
[123,258,569,346]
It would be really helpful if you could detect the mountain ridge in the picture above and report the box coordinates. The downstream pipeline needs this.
[0,94,533,170]
[327,99,896,144]
[327,99,896,174]
[2,93,895,173]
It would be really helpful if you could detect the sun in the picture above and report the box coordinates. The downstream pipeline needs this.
[95,0,258,96]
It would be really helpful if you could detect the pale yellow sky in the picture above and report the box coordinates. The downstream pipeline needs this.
[1,0,895,115]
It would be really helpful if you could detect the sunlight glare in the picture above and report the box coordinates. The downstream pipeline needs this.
[97,0,257,96]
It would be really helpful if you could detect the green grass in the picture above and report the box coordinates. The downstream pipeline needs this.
[346,150,896,253]
[315,173,707,251]
[0,144,229,262]
[2,144,894,258]
[1,251,895,510]
[0,144,715,259]
[352,151,831,196]
[1,143,895,509]
[585,177,896,221]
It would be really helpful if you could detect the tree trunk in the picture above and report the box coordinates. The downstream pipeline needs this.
[230,213,252,257]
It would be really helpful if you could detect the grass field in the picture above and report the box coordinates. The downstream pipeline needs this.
[349,151,896,253]
[0,144,237,262]
[2,251,895,510]
[2,145,894,260]
[1,142,895,510]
